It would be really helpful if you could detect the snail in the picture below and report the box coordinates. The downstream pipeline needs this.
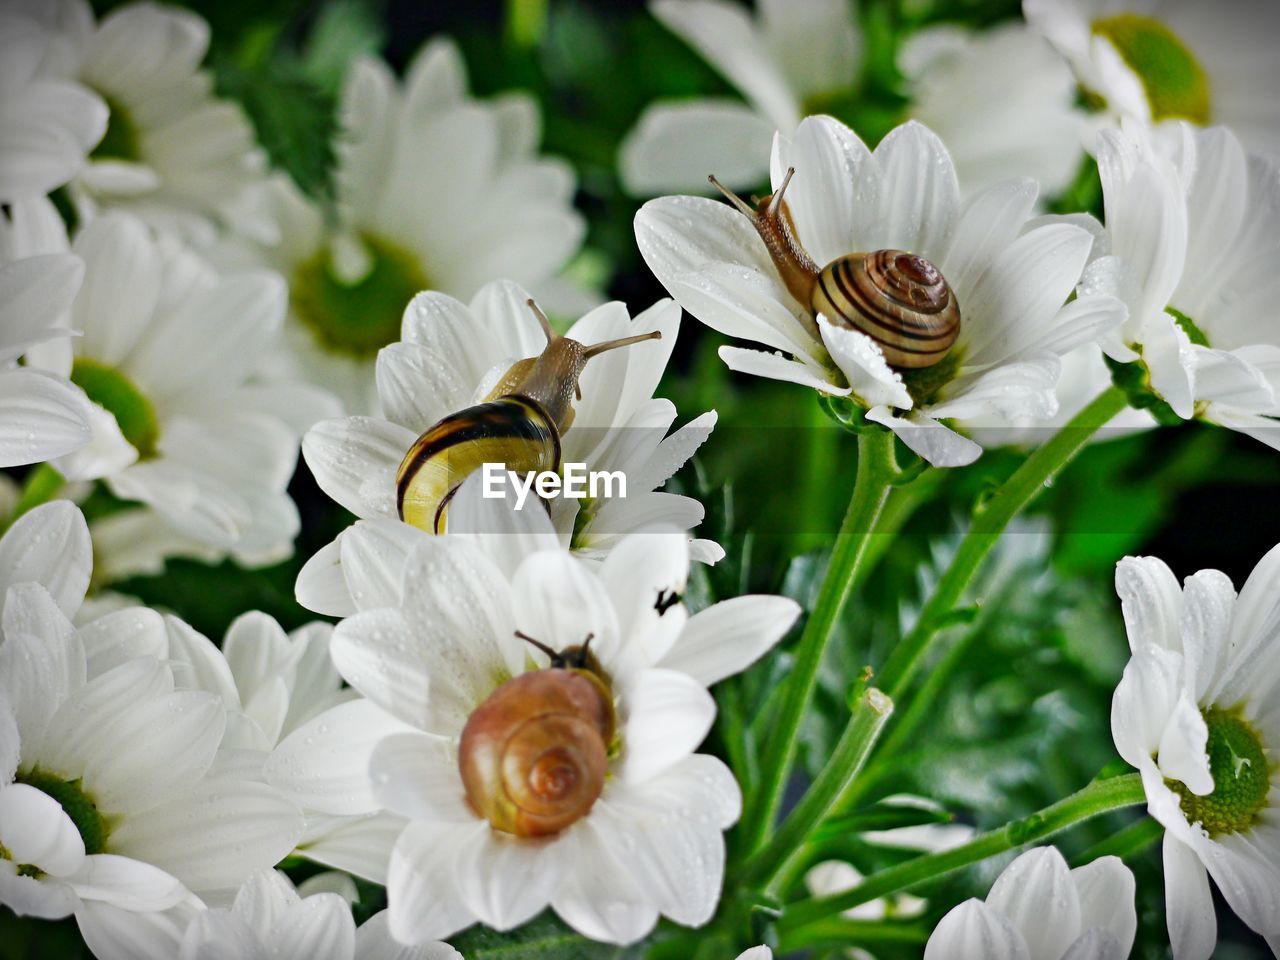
[709,168,960,369]
[458,631,615,837]
[396,300,661,533]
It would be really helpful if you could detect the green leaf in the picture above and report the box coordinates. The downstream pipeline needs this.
[813,802,955,842]
[300,1,385,95]
[448,912,647,958]
[214,57,338,205]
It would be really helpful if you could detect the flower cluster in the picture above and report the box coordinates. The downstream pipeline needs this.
[2,1,1280,958]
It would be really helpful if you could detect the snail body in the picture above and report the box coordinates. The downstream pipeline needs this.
[458,636,615,838]
[396,301,661,533]
[710,170,961,369]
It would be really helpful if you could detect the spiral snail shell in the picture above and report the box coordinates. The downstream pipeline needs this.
[709,169,960,369]
[458,633,615,837]
[396,300,661,533]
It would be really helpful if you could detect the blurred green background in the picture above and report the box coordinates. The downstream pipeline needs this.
[4,1,1278,957]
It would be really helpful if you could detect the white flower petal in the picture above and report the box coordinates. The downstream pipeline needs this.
[869,121,960,257]
[387,819,485,943]
[924,898,1030,960]
[302,417,414,520]
[0,783,85,877]
[265,700,411,816]
[452,827,566,931]
[1110,646,1182,768]
[0,369,91,468]
[67,855,187,911]
[619,100,773,195]
[961,223,1093,368]
[270,892,357,960]
[78,897,201,960]
[109,779,303,894]
[1156,693,1212,796]
[1115,556,1184,655]
[0,860,77,918]
[0,500,91,618]
[514,548,620,668]
[985,847,1081,960]
[718,346,845,394]
[1163,834,1217,960]
[864,407,982,467]
[295,538,355,618]
[1070,856,1136,954]
[650,0,800,131]
[76,607,167,679]
[818,318,911,409]
[657,594,799,686]
[368,732,470,824]
[295,812,405,885]
[620,668,716,783]
[355,910,463,960]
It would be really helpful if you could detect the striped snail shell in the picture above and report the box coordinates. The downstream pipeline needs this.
[395,300,661,534]
[458,635,615,837]
[812,251,959,369]
[709,169,961,370]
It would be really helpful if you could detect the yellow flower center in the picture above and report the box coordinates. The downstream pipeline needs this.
[1092,14,1211,124]
[292,233,430,358]
[70,358,160,458]
[1167,708,1271,837]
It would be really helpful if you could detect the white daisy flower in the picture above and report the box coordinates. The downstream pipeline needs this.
[89,609,353,756]
[178,869,461,960]
[220,39,587,414]
[1092,121,1280,450]
[1024,0,1280,156]
[619,0,1084,197]
[0,235,92,467]
[737,949,772,960]
[1110,545,1280,957]
[267,490,800,945]
[300,279,720,571]
[2,198,338,576]
[0,591,303,948]
[635,117,1127,467]
[9,0,270,244]
[0,6,105,202]
[924,847,1136,960]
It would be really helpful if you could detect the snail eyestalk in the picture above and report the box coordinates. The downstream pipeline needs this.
[767,166,796,218]
[581,330,662,358]
[708,174,757,217]
[525,298,556,343]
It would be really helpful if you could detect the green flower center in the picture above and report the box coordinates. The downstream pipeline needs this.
[16,768,110,856]
[70,358,160,459]
[1168,306,1211,347]
[292,234,430,358]
[1092,14,1211,124]
[91,96,141,163]
[1167,708,1272,837]
[901,347,963,408]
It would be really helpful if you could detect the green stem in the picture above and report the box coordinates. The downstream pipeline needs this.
[840,617,983,811]
[1071,816,1163,866]
[8,463,66,528]
[777,772,1147,939]
[782,918,931,953]
[742,687,894,890]
[876,386,1127,701]
[738,428,899,853]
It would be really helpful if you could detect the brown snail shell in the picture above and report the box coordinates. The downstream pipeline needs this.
[709,169,961,370]
[812,251,960,369]
[458,668,615,838]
